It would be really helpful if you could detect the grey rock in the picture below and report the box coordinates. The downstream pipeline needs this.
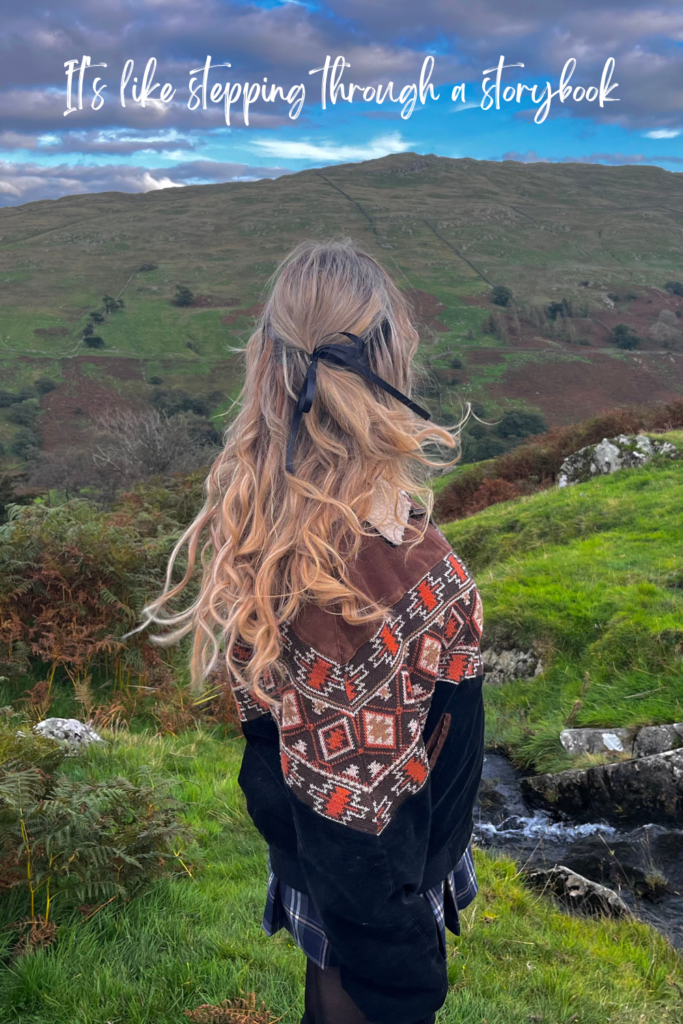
[560,722,683,759]
[522,748,683,827]
[633,723,683,758]
[523,864,631,918]
[560,727,636,756]
[33,718,103,750]
[482,648,543,686]
[557,433,679,488]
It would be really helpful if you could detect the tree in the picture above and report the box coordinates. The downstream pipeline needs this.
[7,400,39,427]
[664,281,683,297]
[89,311,105,324]
[494,410,547,439]
[173,285,195,307]
[611,323,640,349]
[102,295,124,314]
[491,285,512,307]
[84,335,105,349]
[83,324,94,337]
[547,301,566,321]
[34,378,58,395]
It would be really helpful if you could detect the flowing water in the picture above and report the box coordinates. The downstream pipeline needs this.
[474,751,683,950]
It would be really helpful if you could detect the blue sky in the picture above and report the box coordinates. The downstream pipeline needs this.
[0,0,681,205]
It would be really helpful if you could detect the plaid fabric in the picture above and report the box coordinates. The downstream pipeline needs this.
[262,841,478,969]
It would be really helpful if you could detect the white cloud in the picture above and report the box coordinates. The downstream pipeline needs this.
[140,171,184,190]
[249,131,411,163]
[644,129,681,139]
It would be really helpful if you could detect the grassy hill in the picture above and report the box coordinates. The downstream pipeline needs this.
[442,448,683,774]
[1,153,683,472]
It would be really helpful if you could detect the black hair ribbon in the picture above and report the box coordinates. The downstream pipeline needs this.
[285,330,431,475]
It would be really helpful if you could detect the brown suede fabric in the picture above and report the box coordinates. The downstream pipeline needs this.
[290,513,452,665]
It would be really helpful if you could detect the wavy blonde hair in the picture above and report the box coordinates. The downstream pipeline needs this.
[140,239,465,701]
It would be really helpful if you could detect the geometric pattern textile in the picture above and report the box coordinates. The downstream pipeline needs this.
[231,548,483,836]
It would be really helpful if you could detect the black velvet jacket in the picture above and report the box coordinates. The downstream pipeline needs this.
[232,507,485,1024]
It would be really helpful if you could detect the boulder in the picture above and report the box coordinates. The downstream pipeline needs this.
[560,722,683,759]
[560,726,635,757]
[561,824,683,899]
[521,749,683,827]
[482,649,543,686]
[33,718,103,750]
[557,433,679,488]
[523,865,631,917]
[633,723,683,758]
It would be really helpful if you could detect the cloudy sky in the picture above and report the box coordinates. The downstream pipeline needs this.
[0,0,682,206]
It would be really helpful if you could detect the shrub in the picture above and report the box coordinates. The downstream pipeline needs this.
[151,388,210,418]
[491,285,512,307]
[10,428,41,460]
[102,295,123,314]
[0,722,191,928]
[89,311,105,324]
[0,391,19,408]
[83,324,94,337]
[173,285,195,308]
[494,410,548,440]
[84,335,105,349]
[18,386,38,402]
[547,301,564,321]
[7,400,38,427]
[664,281,683,297]
[34,378,58,396]
[138,262,158,272]
[611,323,640,349]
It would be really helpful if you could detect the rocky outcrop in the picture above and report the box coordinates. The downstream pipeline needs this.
[521,749,683,827]
[557,433,679,488]
[561,824,683,900]
[560,722,683,759]
[33,718,103,750]
[482,649,543,686]
[523,865,631,918]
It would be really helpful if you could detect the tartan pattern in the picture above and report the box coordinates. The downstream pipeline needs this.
[232,550,483,836]
[262,842,478,968]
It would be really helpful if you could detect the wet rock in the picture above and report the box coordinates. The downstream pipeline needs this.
[633,724,683,758]
[560,727,635,756]
[522,749,683,827]
[482,649,543,686]
[33,718,103,750]
[561,824,683,900]
[523,865,631,917]
[557,433,679,488]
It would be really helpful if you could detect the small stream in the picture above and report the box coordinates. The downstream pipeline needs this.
[474,752,683,950]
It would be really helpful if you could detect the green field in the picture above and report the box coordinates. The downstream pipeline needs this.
[1,729,681,1024]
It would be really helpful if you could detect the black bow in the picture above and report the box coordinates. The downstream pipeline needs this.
[284,331,431,475]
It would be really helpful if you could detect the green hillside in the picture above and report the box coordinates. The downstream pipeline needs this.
[442,451,683,773]
[1,153,683,473]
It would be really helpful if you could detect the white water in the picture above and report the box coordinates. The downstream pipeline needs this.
[475,813,616,842]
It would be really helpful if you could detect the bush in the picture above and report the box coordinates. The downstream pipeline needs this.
[611,323,640,349]
[84,335,105,349]
[151,388,210,418]
[491,285,512,307]
[494,410,548,440]
[0,391,19,408]
[173,285,195,308]
[89,311,105,324]
[34,378,57,396]
[82,324,94,337]
[138,262,158,272]
[664,281,683,297]
[102,295,123,314]
[0,722,191,928]
[7,400,38,427]
[10,428,41,460]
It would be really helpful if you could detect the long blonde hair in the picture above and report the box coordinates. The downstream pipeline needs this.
[140,239,464,701]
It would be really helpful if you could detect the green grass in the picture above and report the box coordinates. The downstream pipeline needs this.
[441,459,683,772]
[1,728,681,1024]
